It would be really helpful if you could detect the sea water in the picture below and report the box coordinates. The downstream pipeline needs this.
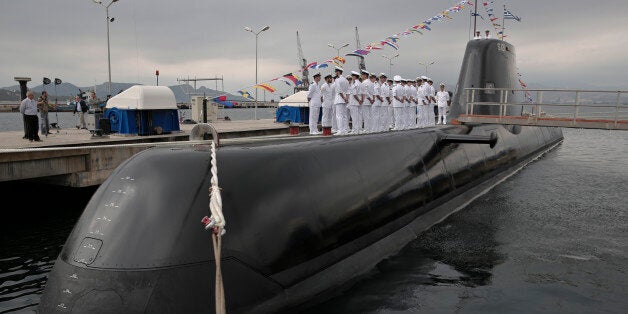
[0,114,626,313]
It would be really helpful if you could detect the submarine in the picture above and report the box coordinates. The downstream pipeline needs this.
[39,39,563,313]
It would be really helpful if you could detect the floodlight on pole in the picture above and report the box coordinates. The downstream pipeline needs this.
[244,25,271,120]
[327,43,349,57]
[381,54,399,76]
[418,60,436,77]
[92,0,120,96]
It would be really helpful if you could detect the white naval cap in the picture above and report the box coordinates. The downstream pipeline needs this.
[351,70,360,76]
[334,66,344,72]
[312,72,321,77]
[360,69,370,75]
[420,75,428,80]
[379,73,387,77]
[393,75,402,81]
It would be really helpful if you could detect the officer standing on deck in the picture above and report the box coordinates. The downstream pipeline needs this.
[320,74,334,131]
[391,75,404,131]
[307,72,322,134]
[436,83,451,124]
[333,66,350,135]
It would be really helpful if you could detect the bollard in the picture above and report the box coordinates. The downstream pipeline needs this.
[289,124,300,135]
[322,126,332,136]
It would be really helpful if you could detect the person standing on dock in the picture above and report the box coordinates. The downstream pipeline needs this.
[321,74,334,132]
[88,91,102,111]
[37,91,52,136]
[73,95,87,129]
[307,72,322,135]
[19,91,41,142]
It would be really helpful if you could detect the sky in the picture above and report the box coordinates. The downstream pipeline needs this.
[1,0,627,99]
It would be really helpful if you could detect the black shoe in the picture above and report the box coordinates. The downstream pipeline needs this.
[35,139,42,142]
[23,136,27,139]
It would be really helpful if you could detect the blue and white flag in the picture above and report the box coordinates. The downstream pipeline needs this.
[503,7,521,21]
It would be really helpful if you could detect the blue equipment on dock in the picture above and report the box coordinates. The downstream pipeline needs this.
[105,85,180,135]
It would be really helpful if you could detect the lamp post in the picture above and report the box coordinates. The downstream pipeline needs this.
[418,60,436,77]
[92,0,119,96]
[327,42,349,57]
[381,54,399,76]
[244,25,270,120]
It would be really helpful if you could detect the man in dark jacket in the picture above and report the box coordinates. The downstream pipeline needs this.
[73,95,88,129]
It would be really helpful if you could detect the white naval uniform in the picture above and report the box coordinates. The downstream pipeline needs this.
[379,81,391,131]
[333,76,350,134]
[347,80,363,134]
[371,81,382,132]
[427,83,436,126]
[436,90,450,124]
[361,79,373,133]
[330,79,338,132]
[321,81,334,127]
[391,83,404,130]
[402,84,411,129]
[385,83,394,129]
[307,80,322,134]
[409,84,418,128]
[416,83,426,128]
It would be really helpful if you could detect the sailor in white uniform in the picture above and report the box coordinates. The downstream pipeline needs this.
[408,80,418,128]
[347,71,363,134]
[330,75,338,133]
[416,77,427,128]
[307,72,322,134]
[391,75,404,131]
[378,73,390,132]
[333,67,350,135]
[426,78,437,126]
[401,79,410,129]
[436,83,451,124]
[386,78,394,130]
[320,74,335,130]
[360,70,373,133]
[370,73,381,132]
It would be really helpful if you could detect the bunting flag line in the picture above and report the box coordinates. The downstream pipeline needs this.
[237,0,474,96]
[516,72,533,103]
[238,90,254,100]
[282,73,299,85]
[471,12,485,20]
[254,84,276,93]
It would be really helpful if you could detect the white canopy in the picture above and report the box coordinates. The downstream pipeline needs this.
[106,85,177,110]
[278,91,309,108]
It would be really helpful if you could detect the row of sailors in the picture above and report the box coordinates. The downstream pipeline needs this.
[307,66,451,135]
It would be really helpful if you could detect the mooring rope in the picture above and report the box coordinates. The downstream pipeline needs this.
[201,140,226,314]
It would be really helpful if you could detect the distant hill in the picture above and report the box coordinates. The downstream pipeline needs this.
[0,82,249,104]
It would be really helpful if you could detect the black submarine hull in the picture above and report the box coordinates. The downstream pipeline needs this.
[39,39,564,313]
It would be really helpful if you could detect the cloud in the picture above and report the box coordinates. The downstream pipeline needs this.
[2,0,628,92]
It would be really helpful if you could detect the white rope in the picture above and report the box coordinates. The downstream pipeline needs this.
[209,140,226,230]
[203,140,226,314]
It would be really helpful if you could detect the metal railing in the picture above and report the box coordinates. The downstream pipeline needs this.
[462,88,628,129]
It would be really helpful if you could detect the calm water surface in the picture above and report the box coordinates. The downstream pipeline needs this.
[0,120,626,313]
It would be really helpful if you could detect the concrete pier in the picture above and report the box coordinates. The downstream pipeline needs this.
[0,119,308,187]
